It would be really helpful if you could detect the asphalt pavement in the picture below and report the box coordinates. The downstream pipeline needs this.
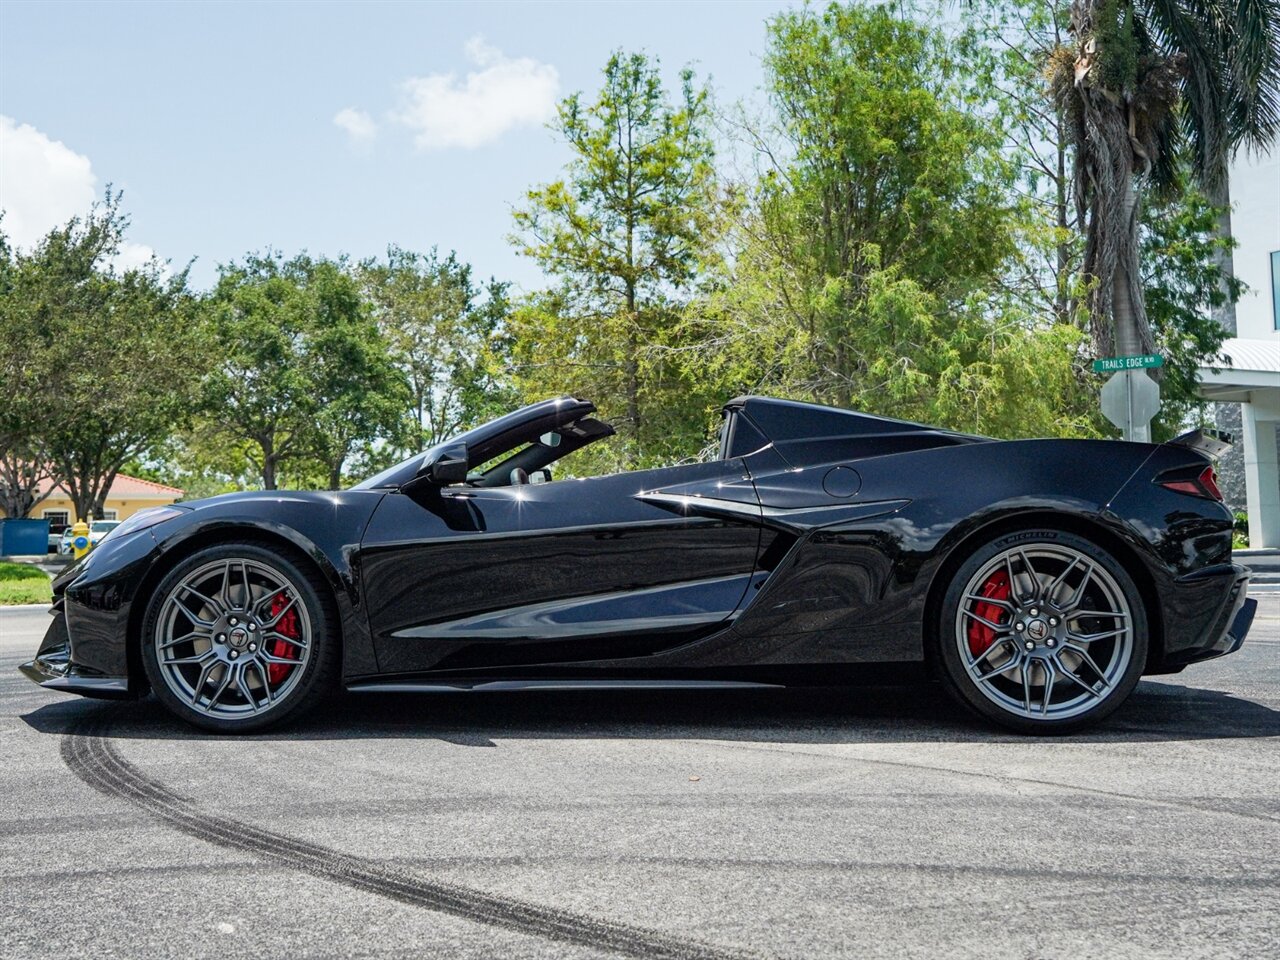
[1,601,1277,959]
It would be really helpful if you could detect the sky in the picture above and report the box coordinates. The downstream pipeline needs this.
[0,0,799,293]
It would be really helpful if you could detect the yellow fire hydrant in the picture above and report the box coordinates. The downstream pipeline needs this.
[71,519,92,559]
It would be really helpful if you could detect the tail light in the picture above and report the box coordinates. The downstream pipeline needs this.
[1159,465,1223,501]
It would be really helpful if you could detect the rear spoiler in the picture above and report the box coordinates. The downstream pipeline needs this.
[1169,428,1232,460]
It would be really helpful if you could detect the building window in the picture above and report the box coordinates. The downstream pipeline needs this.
[42,509,70,533]
[1272,250,1280,329]
[99,510,119,521]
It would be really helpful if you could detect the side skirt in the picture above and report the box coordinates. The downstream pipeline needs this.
[346,678,785,694]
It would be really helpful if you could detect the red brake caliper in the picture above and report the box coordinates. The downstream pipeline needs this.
[967,570,1011,657]
[267,592,300,685]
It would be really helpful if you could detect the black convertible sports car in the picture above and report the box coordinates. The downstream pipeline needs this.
[21,396,1255,733]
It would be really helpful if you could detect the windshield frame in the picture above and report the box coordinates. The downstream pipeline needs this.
[351,396,600,491]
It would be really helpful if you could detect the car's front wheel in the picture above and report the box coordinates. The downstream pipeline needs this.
[937,529,1148,734]
[140,542,339,732]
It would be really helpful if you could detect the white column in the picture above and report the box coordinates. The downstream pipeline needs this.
[1242,400,1280,548]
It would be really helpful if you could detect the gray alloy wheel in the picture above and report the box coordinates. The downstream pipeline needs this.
[938,530,1148,733]
[141,544,337,732]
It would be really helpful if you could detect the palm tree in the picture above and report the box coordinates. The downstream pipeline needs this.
[1054,0,1280,358]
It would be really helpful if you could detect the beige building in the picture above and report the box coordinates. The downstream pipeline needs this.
[5,473,185,535]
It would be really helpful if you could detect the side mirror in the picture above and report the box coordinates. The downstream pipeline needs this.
[416,441,470,486]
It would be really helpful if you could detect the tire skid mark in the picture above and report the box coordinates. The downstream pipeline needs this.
[62,714,765,960]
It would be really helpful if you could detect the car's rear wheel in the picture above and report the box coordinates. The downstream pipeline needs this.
[140,543,339,732]
[937,529,1147,734]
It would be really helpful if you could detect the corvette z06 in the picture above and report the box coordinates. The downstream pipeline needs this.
[21,396,1255,734]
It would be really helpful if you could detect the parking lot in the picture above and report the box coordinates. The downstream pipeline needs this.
[2,600,1278,959]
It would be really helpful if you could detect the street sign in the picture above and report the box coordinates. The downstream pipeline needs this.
[1092,354,1164,373]
[1100,369,1161,442]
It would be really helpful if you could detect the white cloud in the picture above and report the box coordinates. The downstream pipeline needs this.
[333,107,377,144]
[0,115,161,270]
[392,36,559,150]
[0,115,97,249]
[114,241,158,272]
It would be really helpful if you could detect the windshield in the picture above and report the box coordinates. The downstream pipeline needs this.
[352,451,424,490]
[351,397,607,491]
[352,414,521,490]
[91,521,120,532]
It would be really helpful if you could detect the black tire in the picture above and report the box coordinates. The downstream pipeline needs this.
[140,542,340,733]
[936,528,1148,735]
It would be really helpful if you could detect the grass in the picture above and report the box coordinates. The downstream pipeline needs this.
[0,561,53,605]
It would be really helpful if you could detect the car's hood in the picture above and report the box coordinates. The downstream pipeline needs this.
[180,489,368,511]
[52,487,388,595]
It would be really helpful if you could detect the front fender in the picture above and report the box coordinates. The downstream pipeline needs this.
[55,491,385,684]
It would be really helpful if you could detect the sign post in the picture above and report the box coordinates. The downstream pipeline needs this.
[1098,355,1163,442]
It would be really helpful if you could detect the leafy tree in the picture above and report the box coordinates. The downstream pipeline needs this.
[123,435,252,501]
[201,254,317,489]
[961,0,1085,327]
[964,0,1243,436]
[1141,185,1242,435]
[512,51,717,469]
[1051,0,1280,357]
[757,4,1021,408]
[303,260,409,488]
[0,225,56,519]
[682,198,1098,439]
[359,247,515,459]
[445,276,520,438]
[202,253,406,489]
[677,2,1098,439]
[1,194,208,520]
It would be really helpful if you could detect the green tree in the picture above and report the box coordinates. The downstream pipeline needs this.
[0,225,55,519]
[1052,0,1280,357]
[964,0,1243,435]
[453,277,520,429]
[1,195,208,520]
[758,4,1020,409]
[303,260,409,488]
[123,433,253,501]
[679,2,1097,439]
[1141,185,1243,435]
[359,247,515,459]
[512,51,717,469]
[202,253,406,489]
[202,253,317,489]
[961,0,1084,327]
[682,201,1097,439]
